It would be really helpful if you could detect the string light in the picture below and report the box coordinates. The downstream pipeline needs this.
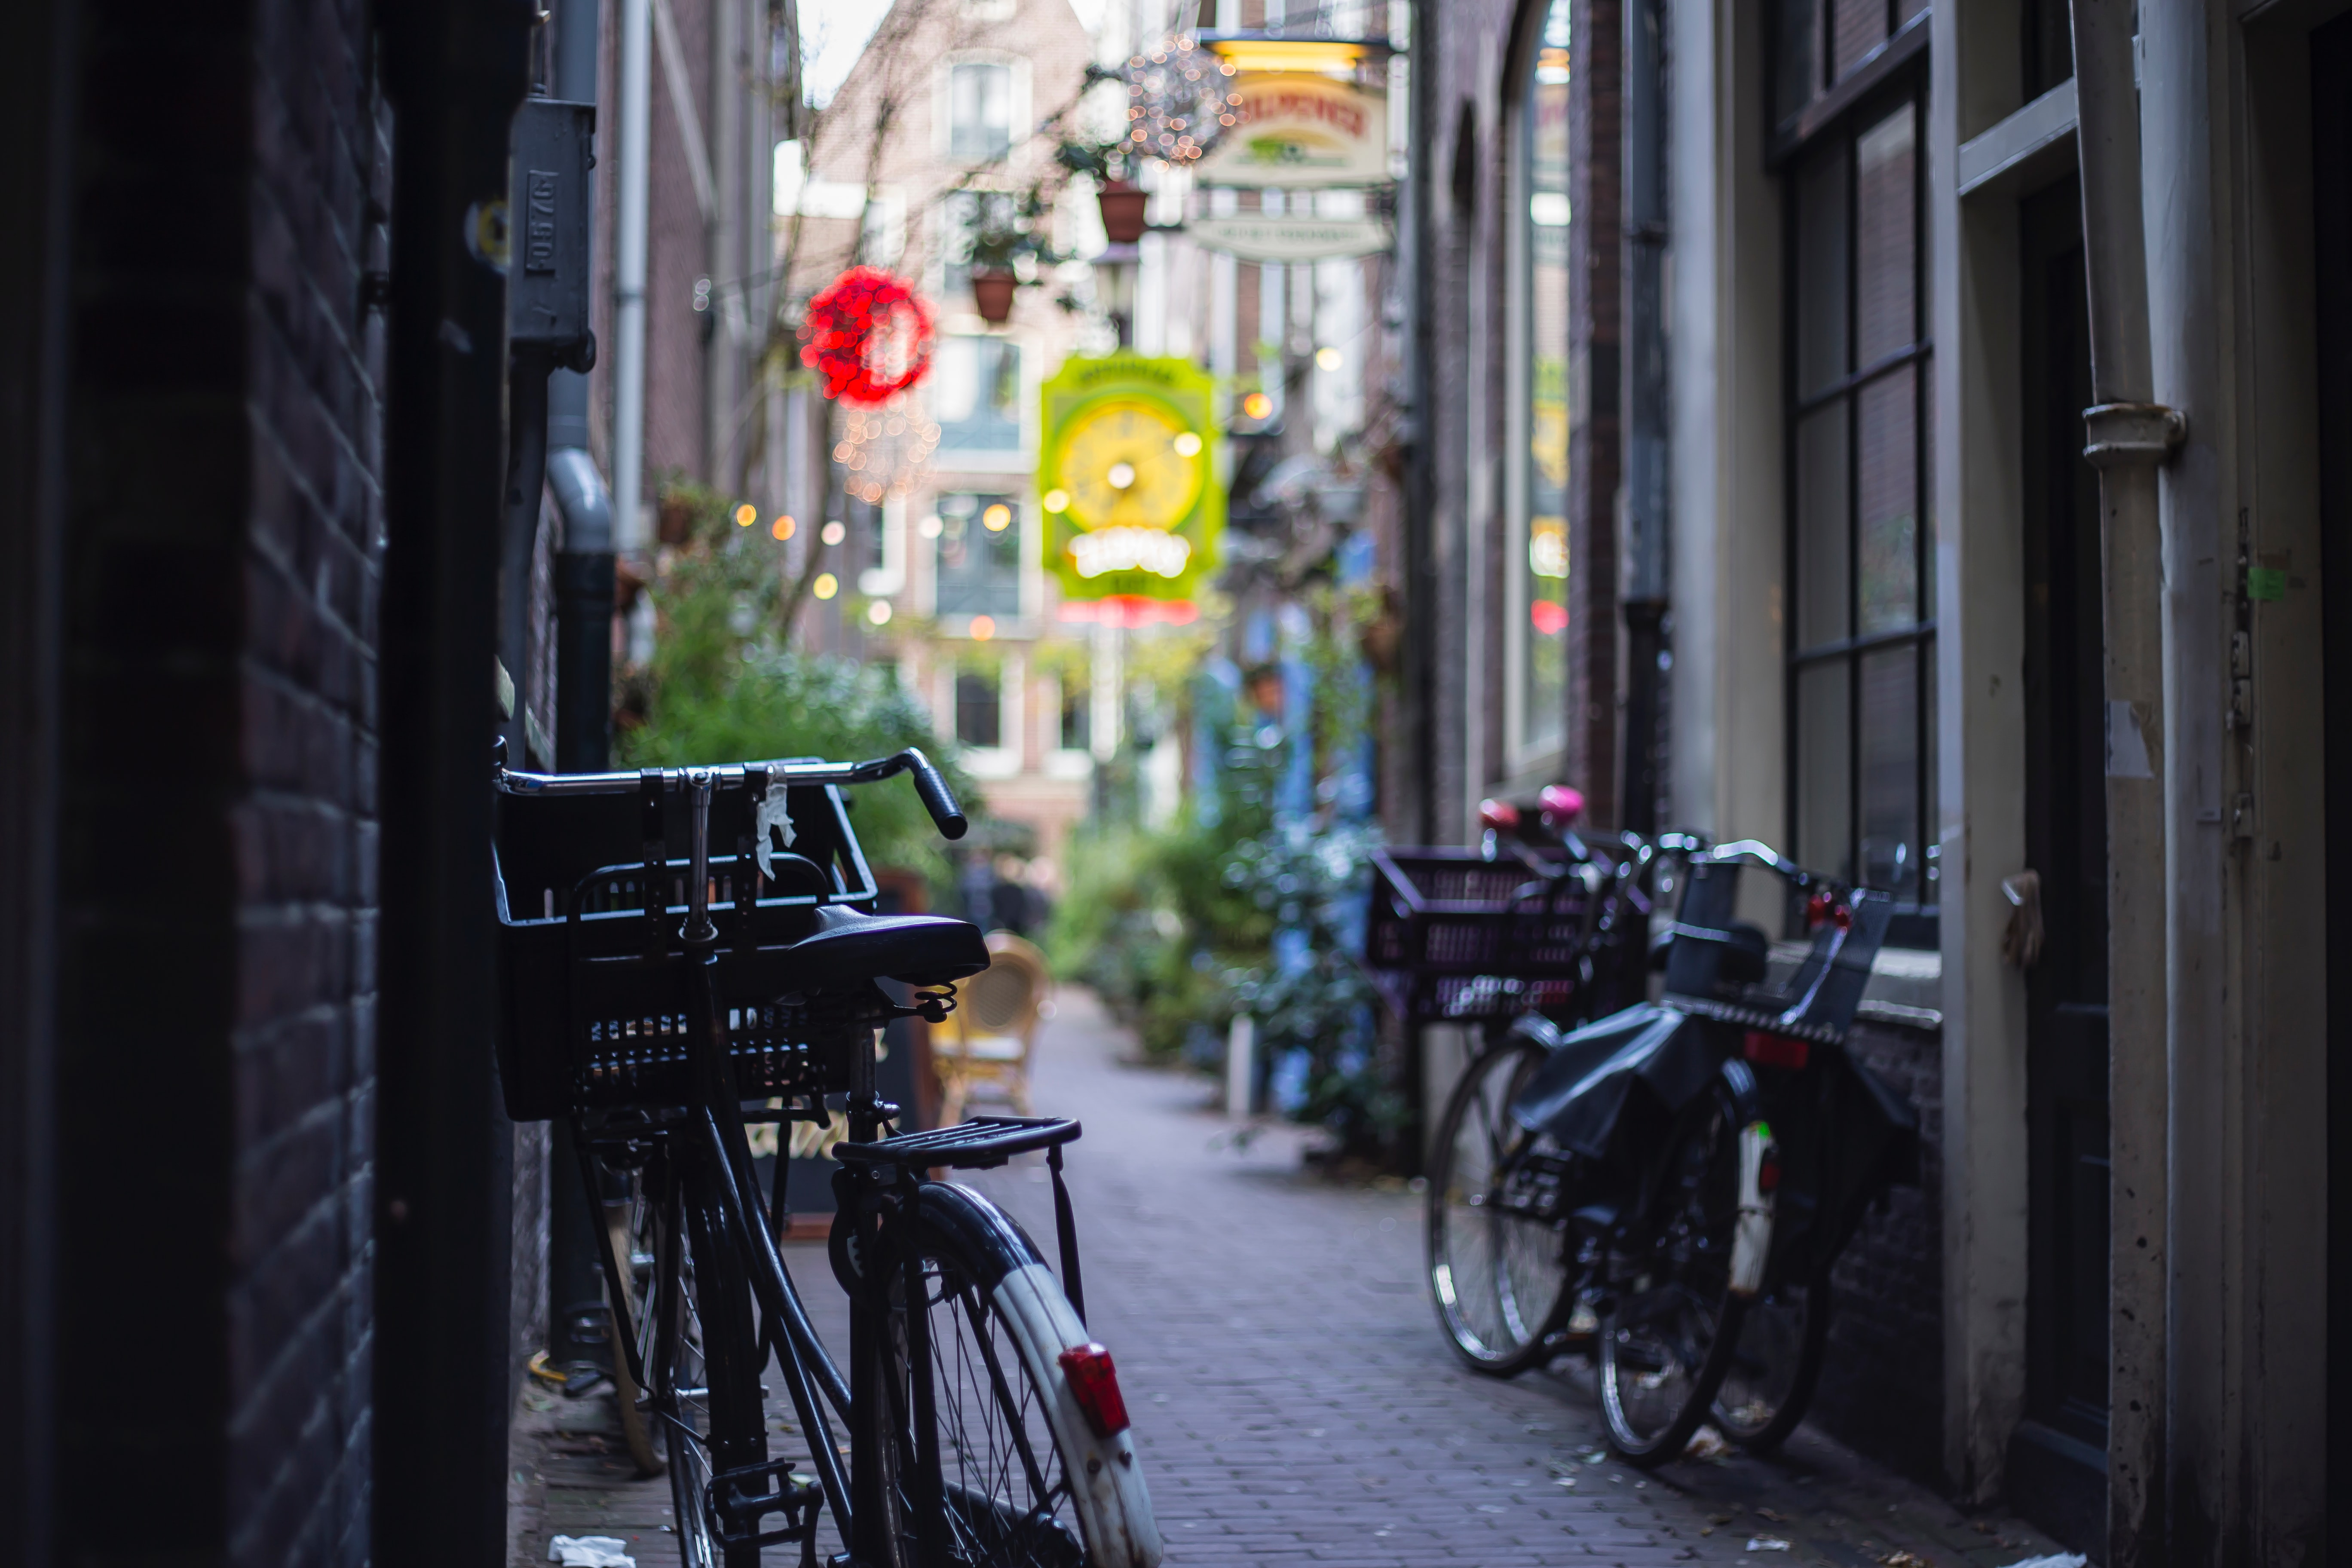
[970,615,997,640]
[1121,37,1237,164]
[867,600,893,626]
[734,503,757,526]
[982,503,1013,532]
[771,516,795,540]
[820,520,847,546]
[812,573,839,600]
[833,393,939,504]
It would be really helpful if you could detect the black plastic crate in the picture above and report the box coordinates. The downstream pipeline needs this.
[493,775,885,1121]
[1363,847,1594,1024]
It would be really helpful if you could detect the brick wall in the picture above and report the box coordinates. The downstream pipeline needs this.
[43,0,385,1558]
[1809,1018,1946,1484]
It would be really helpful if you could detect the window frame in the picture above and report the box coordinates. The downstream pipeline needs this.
[1776,52,1938,925]
[1503,0,1574,770]
[936,55,1028,167]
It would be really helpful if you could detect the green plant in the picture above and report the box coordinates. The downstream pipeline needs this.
[621,478,975,881]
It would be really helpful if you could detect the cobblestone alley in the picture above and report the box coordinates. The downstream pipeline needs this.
[510,992,2068,1568]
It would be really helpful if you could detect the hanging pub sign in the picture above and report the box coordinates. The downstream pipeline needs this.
[1188,212,1392,262]
[1039,354,1222,610]
[1190,73,1390,188]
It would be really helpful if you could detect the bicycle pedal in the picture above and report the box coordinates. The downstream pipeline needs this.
[706,1456,823,1550]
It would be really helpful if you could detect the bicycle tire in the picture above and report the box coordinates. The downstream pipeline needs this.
[1426,1035,1577,1374]
[604,1189,667,1477]
[1712,1268,1831,1451]
[668,1168,770,1568]
[875,1184,1163,1568]
[1599,1080,1748,1467]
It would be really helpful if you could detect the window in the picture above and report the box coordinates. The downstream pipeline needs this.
[938,190,1020,296]
[1510,0,1572,758]
[1783,66,1936,907]
[933,492,1021,617]
[1059,677,1091,752]
[932,337,1024,453]
[947,62,1013,163]
[955,668,1003,749]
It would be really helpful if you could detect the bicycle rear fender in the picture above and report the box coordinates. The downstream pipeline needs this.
[917,1183,1167,1568]
[1506,1003,1723,1161]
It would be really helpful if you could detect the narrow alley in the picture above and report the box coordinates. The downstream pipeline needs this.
[511,992,2064,1568]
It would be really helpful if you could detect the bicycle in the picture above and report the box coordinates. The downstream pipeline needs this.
[1424,837,1917,1467]
[493,748,1165,1568]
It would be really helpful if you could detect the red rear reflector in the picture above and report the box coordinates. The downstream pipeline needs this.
[1057,1343,1132,1437]
[1758,1158,1782,1194]
[1478,797,1520,832]
[1742,1030,1810,1071]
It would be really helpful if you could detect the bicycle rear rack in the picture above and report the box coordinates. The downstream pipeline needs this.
[836,1115,1081,1172]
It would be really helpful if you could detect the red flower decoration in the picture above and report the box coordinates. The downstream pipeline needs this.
[799,267,935,405]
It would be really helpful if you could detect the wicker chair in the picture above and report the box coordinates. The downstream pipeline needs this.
[934,932,1051,1127]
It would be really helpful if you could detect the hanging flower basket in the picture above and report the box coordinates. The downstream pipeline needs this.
[970,270,1018,325]
[798,266,935,404]
[1096,181,1150,244]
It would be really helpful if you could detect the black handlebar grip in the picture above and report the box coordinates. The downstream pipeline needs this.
[906,751,968,839]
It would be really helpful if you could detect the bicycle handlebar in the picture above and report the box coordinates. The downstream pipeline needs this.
[496,746,970,841]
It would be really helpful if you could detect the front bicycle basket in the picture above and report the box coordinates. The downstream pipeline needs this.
[1362,847,1596,1024]
[1659,853,1893,1044]
[493,772,887,1120]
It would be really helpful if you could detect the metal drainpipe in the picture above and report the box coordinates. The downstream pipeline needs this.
[2066,5,2186,1564]
[612,0,654,560]
[544,0,618,1381]
[375,0,533,1558]
[2135,1,2228,1556]
[1406,0,1436,849]
[1618,0,1668,837]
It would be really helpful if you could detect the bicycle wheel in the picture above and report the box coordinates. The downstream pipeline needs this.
[604,1181,666,1476]
[880,1187,1160,1568]
[1599,1081,1747,1466]
[666,1172,771,1568]
[1712,1268,1831,1450]
[1427,1035,1577,1373]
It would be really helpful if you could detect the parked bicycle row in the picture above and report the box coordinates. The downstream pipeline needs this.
[1366,790,1920,1467]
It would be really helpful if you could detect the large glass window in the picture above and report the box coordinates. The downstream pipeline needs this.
[938,190,1020,296]
[1784,76,1935,907]
[1512,0,1572,757]
[955,668,1003,748]
[932,337,1023,452]
[933,492,1021,617]
[947,62,1013,163]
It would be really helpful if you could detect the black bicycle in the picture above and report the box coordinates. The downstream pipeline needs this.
[493,749,1163,1568]
[1424,838,1917,1466]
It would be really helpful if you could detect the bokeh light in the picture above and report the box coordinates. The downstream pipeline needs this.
[734,503,757,527]
[867,600,893,626]
[1173,432,1202,456]
[1241,391,1273,420]
[970,614,996,640]
[813,573,839,600]
[982,503,1013,532]
[771,515,796,540]
[821,520,847,546]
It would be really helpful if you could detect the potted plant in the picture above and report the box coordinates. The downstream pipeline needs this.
[1056,139,1150,245]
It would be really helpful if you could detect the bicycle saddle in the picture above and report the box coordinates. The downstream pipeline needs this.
[773,904,991,992]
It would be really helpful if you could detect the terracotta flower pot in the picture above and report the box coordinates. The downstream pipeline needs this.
[1096,181,1150,244]
[971,270,1017,325]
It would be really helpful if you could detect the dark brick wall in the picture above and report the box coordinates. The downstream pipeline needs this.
[42,0,387,1558]
[1810,1018,1947,1484]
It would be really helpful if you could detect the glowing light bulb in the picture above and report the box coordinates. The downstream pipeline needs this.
[970,614,996,640]
[1173,432,1203,457]
[1314,346,1343,372]
[1042,489,1070,513]
[771,515,796,540]
[1107,461,1136,490]
[812,572,839,600]
[821,520,846,546]
[982,503,1013,532]
[1241,391,1273,420]
[867,600,893,626]
[734,503,757,527]
[918,514,943,539]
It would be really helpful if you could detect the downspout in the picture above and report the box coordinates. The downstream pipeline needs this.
[612,0,654,566]
[374,0,533,1559]
[1406,0,1436,847]
[2135,2,2228,1557]
[2065,5,2186,1565]
[1619,0,1668,836]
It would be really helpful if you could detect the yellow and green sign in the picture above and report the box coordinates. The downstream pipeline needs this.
[1039,354,1222,606]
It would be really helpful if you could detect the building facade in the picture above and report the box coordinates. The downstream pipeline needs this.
[1409,0,2344,1558]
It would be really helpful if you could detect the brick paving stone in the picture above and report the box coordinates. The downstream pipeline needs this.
[510,989,2072,1568]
